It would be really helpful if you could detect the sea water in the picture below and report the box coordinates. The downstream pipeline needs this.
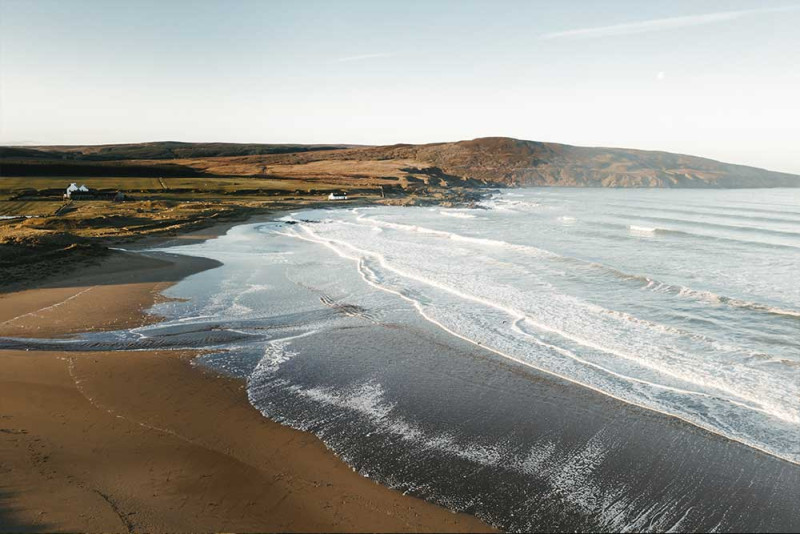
[156,188,800,530]
[9,188,799,531]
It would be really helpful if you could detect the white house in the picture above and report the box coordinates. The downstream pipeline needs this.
[328,192,348,200]
[64,183,89,199]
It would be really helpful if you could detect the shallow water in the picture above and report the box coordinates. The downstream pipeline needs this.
[7,188,800,531]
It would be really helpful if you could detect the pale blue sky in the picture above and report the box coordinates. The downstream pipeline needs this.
[1,0,799,173]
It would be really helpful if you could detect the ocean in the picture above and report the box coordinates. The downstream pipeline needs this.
[10,188,800,531]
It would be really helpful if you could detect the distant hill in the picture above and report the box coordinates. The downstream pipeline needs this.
[2,138,798,188]
[4,142,358,161]
[414,138,800,188]
[260,137,799,188]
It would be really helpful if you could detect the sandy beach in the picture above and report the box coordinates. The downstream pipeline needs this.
[3,0,799,529]
[0,247,494,532]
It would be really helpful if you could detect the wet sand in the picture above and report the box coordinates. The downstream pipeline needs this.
[0,250,494,532]
[6,213,799,532]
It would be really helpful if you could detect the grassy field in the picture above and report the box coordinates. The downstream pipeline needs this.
[0,175,377,194]
[0,146,486,289]
[0,176,163,194]
[0,200,66,217]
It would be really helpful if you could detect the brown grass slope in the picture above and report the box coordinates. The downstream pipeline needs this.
[3,137,798,188]
[233,137,799,188]
[6,141,359,160]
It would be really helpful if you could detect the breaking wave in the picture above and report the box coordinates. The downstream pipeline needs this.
[285,218,800,465]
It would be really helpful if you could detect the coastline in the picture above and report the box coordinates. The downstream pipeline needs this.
[5,193,799,531]
[0,216,495,532]
[127,201,800,532]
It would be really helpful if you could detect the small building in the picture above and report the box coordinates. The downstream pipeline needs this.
[64,183,89,199]
[328,191,348,200]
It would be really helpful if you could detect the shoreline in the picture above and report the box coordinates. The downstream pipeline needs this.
[141,202,800,531]
[3,197,800,531]
[0,214,496,532]
[0,190,494,294]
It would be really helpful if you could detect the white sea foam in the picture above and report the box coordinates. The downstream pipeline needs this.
[439,210,477,219]
[358,216,800,321]
[629,224,658,234]
[265,376,690,530]
[153,190,800,470]
[279,208,800,464]
[130,189,800,532]
[254,330,318,374]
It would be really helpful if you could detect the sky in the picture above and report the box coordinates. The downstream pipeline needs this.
[1,0,799,173]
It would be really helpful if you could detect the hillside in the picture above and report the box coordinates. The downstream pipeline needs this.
[1,137,797,289]
[402,138,800,188]
[2,142,357,161]
[2,137,798,188]
[228,137,798,188]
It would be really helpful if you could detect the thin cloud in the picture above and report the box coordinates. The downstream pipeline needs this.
[539,6,799,40]
[333,53,393,63]
[0,139,41,146]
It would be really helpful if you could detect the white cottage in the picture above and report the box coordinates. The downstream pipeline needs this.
[64,183,89,199]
